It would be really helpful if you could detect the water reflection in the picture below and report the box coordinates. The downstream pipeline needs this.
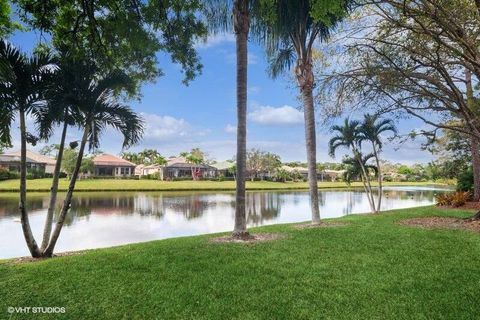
[0,186,449,258]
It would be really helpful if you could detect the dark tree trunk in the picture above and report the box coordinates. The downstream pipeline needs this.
[466,68,480,201]
[232,0,250,238]
[471,136,480,202]
[296,58,321,224]
[41,115,68,250]
[468,210,480,221]
[19,109,41,257]
[43,126,89,257]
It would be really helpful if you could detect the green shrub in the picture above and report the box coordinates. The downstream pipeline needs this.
[0,168,10,180]
[457,168,474,192]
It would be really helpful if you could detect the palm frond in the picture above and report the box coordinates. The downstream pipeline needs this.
[268,46,295,79]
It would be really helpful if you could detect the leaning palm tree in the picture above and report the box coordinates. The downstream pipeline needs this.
[43,68,143,257]
[0,40,55,257]
[358,114,397,212]
[329,118,377,213]
[260,0,350,224]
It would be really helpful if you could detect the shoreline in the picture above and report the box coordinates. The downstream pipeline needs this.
[0,179,452,193]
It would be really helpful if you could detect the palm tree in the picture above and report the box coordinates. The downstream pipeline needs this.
[329,118,377,213]
[358,114,397,212]
[342,153,377,185]
[0,40,55,257]
[204,0,266,238]
[261,0,350,224]
[36,55,87,251]
[43,67,143,257]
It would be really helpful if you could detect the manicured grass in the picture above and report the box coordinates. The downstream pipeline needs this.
[0,178,448,192]
[1,206,479,319]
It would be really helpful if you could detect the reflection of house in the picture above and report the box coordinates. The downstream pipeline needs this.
[92,154,136,177]
[1,150,56,173]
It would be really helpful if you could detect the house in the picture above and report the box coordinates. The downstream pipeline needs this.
[320,169,346,182]
[92,154,136,177]
[1,150,56,173]
[211,161,235,178]
[163,157,216,179]
[134,164,145,176]
[281,165,345,181]
[281,165,308,179]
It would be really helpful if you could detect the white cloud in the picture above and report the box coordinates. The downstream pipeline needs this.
[141,113,193,140]
[248,86,261,94]
[248,105,304,125]
[195,33,235,49]
[224,124,237,134]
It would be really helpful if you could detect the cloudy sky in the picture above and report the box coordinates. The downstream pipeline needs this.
[6,30,434,165]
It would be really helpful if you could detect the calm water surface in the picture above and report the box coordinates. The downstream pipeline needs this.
[0,186,449,258]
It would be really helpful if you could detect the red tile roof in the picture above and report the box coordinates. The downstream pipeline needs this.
[93,154,135,167]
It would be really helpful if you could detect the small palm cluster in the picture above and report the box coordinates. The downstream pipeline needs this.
[329,114,397,213]
[0,40,144,257]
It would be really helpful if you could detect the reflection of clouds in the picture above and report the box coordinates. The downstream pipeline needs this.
[0,188,447,258]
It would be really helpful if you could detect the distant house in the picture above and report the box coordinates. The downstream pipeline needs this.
[163,157,216,179]
[319,169,346,182]
[281,165,308,179]
[0,150,56,173]
[134,164,145,176]
[211,161,235,178]
[280,165,345,181]
[92,154,136,177]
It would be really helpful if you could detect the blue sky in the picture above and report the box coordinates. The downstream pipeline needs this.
[6,30,434,165]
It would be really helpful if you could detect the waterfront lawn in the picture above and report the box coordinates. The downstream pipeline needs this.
[1,206,479,319]
[0,178,448,192]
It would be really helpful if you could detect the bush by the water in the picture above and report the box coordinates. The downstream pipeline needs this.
[457,168,474,193]
[436,192,471,207]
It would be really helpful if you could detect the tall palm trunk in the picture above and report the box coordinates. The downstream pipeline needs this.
[41,113,68,250]
[44,125,89,257]
[232,0,249,237]
[19,108,42,257]
[372,144,383,212]
[465,67,480,201]
[296,58,321,224]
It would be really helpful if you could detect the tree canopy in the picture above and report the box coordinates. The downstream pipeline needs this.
[13,0,208,96]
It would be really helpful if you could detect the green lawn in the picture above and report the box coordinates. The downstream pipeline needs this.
[1,206,479,319]
[0,178,449,192]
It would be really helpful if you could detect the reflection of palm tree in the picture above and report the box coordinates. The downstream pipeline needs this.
[166,194,212,220]
[0,196,45,217]
[134,194,165,218]
[245,193,281,226]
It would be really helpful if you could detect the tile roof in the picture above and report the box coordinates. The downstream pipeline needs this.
[93,154,136,167]
[3,150,56,165]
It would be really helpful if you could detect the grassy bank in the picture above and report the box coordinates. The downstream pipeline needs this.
[1,206,479,319]
[0,178,450,192]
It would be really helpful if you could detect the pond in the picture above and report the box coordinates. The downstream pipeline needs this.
[0,186,449,258]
